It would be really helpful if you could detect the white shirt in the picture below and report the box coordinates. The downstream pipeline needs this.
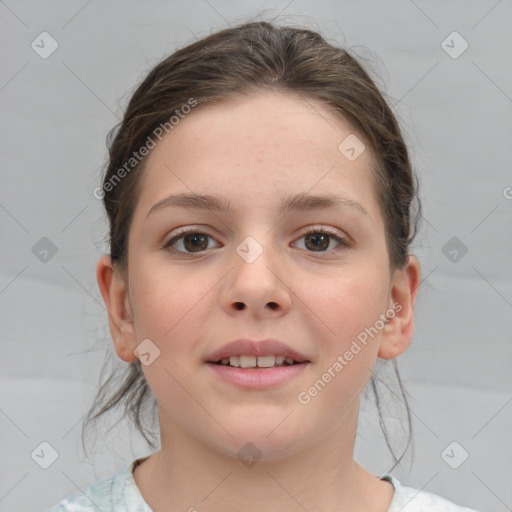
[47,458,480,512]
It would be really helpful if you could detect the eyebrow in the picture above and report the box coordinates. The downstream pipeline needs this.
[146,191,369,219]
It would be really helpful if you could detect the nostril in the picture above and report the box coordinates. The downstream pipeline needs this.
[233,302,278,310]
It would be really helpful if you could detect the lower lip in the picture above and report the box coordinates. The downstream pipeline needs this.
[206,362,309,389]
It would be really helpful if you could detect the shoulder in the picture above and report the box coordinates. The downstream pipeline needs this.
[45,464,132,512]
[381,475,481,512]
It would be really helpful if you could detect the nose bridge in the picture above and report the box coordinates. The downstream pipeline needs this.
[228,212,276,262]
[233,230,280,281]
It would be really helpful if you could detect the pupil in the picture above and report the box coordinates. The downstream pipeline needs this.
[184,233,208,252]
[306,233,328,251]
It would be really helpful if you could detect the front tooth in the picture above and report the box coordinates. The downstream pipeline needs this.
[257,355,276,367]
[275,355,286,365]
[239,355,257,368]
[229,355,240,367]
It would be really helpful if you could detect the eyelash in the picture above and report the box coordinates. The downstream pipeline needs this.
[162,226,351,257]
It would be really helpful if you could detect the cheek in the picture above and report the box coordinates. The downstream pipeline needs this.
[129,264,218,393]
[297,271,386,408]
[130,266,213,414]
[301,269,388,348]
[130,263,213,339]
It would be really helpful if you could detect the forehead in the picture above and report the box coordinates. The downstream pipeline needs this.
[135,91,382,224]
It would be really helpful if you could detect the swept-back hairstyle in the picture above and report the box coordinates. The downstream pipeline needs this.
[83,20,422,472]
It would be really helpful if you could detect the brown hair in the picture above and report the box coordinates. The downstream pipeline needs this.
[83,20,422,472]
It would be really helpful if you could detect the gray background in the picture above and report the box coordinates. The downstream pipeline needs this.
[1,1,511,511]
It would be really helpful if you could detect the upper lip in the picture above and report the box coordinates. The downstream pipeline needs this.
[206,339,310,363]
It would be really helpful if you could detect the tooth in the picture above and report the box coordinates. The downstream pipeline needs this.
[285,357,295,365]
[239,355,257,368]
[220,358,229,365]
[257,355,276,367]
[275,355,286,365]
[229,355,240,367]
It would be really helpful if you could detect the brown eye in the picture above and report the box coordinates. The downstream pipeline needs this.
[180,232,209,252]
[304,232,330,251]
[164,228,216,254]
[294,228,349,253]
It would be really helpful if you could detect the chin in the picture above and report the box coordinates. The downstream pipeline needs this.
[208,423,308,464]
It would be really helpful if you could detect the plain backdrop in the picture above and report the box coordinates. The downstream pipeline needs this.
[1,1,511,511]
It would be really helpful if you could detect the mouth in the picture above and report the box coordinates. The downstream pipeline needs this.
[210,354,308,368]
[206,357,310,388]
[205,339,311,387]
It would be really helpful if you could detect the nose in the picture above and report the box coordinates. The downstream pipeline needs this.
[218,235,292,318]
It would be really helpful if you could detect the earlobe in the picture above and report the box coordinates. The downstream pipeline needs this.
[96,254,138,363]
[378,255,421,360]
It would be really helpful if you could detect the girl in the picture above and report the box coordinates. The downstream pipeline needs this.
[48,20,480,512]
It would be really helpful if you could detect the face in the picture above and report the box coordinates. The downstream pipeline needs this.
[100,91,419,461]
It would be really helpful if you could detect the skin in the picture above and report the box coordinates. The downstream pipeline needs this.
[97,91,421,512]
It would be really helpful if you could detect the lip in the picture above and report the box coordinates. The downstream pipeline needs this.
[206,361,309,389]
[206,338,310,363]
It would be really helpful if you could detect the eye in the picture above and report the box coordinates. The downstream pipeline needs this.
[162,226,351,256]
[163,227,219,255]
[294,227,350,253]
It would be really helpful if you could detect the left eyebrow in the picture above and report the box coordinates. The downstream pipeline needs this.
[146,191,370,219]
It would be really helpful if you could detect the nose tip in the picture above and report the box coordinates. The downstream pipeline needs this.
[219,233,292,317]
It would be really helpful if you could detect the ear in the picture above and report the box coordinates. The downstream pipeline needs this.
[96,254,138,362]
[378,254,421,360]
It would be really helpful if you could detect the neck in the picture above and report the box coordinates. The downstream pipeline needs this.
[133,402,394,512]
